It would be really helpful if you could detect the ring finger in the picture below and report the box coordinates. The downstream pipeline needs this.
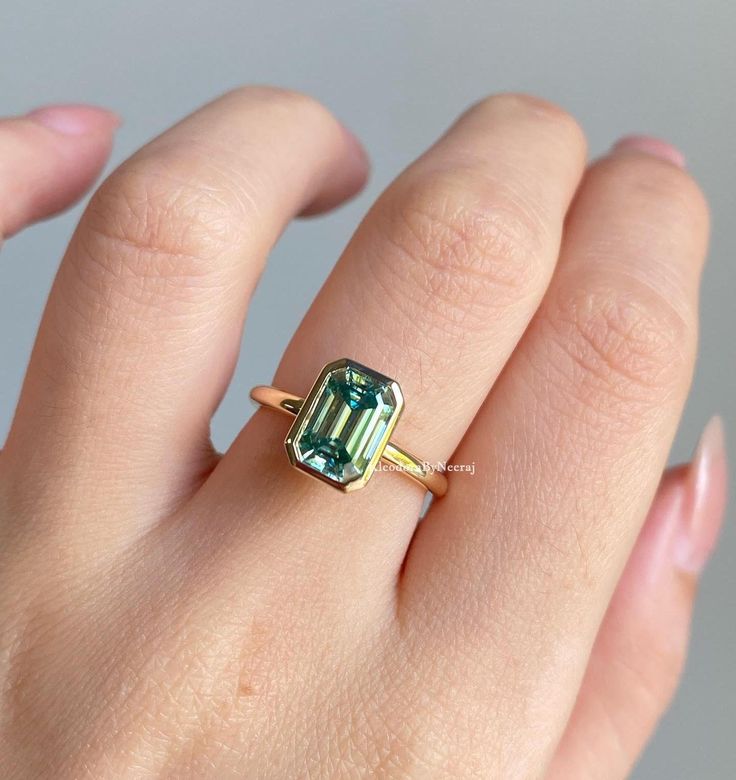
[208,94,587,580]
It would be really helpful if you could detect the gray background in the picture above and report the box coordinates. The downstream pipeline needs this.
[0,1,733,776]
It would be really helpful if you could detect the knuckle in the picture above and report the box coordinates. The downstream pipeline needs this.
[595,153,710,237]
[382,171,546,323]
[71,89,338,306]
[469,92,584,143]
[90,161,248,261]
[74,161,248,301]
[547,272,695,410]
[228,84,322,112]
[226,85,336,131]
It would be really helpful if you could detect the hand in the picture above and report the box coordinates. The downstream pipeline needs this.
[0,90,727,778]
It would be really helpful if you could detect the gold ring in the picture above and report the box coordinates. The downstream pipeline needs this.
[250,358,447,497]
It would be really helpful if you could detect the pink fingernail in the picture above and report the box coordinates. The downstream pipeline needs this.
[26,104,121,136]
[673,416,728,574]
[611,135,686,169]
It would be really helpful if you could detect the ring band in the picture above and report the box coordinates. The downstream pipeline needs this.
[250,359,447,497]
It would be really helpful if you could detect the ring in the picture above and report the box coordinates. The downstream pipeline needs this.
[250,358,448,497]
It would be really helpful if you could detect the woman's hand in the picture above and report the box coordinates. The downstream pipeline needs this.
[0,90,727,778]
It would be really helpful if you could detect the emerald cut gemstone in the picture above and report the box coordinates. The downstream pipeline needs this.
[285,359,403,490]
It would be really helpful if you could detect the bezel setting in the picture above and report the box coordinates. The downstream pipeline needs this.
[284,358,404,492]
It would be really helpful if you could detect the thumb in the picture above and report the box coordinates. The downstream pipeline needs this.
[0,104,119,240]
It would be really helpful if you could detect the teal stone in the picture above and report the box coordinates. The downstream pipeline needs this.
[285,359,403,490]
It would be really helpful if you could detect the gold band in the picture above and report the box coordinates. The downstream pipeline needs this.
[250,385,448,497]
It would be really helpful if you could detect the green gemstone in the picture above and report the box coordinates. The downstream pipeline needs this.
[285,359,403,490]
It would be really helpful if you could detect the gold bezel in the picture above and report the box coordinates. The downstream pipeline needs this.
[284,358,404,492]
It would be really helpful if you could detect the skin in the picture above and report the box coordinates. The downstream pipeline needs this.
[0,89,728,778]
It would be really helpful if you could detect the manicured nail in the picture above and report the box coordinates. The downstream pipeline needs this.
[673,416,728,574]
[611,135,686,169]
[26,104,121,136]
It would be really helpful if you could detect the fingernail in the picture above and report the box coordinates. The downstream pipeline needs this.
[611,135,686,169]
[26,104,122,136]
[673,416,728,574]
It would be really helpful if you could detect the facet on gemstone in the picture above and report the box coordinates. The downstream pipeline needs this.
[285,359,403,490]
